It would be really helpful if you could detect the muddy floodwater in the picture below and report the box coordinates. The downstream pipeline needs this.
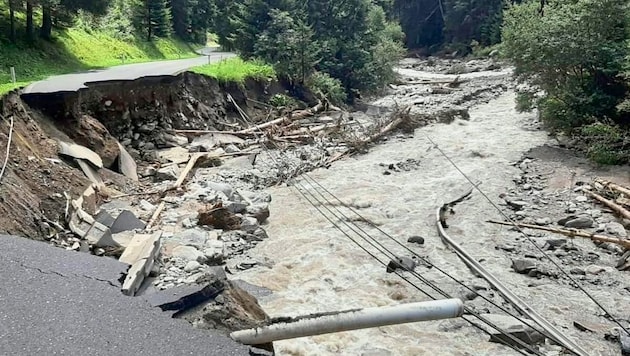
[236,66,628,355]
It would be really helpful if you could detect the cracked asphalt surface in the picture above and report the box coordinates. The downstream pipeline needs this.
[0,235,249,355]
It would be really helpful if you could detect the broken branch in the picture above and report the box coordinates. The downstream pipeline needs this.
[237,101,324,135]
[594,179,630,198]
[582,189,630,220]
[487,220,630,249]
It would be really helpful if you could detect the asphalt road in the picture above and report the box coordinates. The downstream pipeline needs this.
[23,51,235,94]
[0,234,250,355]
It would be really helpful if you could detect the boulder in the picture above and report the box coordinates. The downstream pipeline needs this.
[480,314,545,348]
[67,115,120,168]
[203,240,227,265]
[407,236,425,245]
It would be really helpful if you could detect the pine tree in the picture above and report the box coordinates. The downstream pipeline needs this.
[132,0,172,41]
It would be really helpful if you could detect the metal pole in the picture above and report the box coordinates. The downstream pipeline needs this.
[231,299,464,345]
[10,67,16,83]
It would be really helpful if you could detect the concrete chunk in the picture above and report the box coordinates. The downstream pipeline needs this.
[76,158,104,187]
[120,232,162,296]
[144,281,224,313]
[59,141,103,168]
[117,141,139,181]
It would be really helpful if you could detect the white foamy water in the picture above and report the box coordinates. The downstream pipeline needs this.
[236,91,622,355]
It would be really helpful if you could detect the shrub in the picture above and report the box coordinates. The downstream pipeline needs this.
[306,72,347,105]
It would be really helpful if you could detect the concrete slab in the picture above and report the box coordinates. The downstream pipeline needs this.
[0,234,248,355]
[59,141,103,168]
[110,210,146,234]
[117,141,139,181]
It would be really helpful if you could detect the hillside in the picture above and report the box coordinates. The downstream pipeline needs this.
[0,2,203,95]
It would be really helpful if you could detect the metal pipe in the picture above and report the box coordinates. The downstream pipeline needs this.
[436,204,590,356]
[231,299,464,345]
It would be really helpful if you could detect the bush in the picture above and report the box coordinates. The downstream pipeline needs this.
[502,0,629,130]
[189,58,276,83]
[268,94,296,108]
[579,123,630,164]
[306,72,347,105]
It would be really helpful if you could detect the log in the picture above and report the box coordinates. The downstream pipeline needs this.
[145,201,165,231]
[237,101,324,135]
[487,220,630,249]
[594,179,630,198]
[582,190,630,220]
[174,129,248,136]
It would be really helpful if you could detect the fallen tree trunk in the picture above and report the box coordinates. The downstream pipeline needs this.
[582,190,630,220]
[237,101,324,135]
[594,179,630,198]
[487,220,630,249]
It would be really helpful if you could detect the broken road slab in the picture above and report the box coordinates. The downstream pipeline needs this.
[110,210,146,234]
[0,234,249,355]
[120,232,162,296]
[58,141,104,168]
[116,141,139,181]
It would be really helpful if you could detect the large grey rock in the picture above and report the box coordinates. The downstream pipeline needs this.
[184,261,202,272]
[173,229,213,249]
[158,147,190,164]
[155,165,181,182]
[206,182,234,199]
[564,216,594,229]
[110,210,146,234]
[605,222,627,237]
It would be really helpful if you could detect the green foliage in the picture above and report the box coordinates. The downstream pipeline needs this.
[268,93,296,108]
[580,123,630,164]
[216,0,404,100]
[131,0,172,40]
[503,0,629,130]
[306,71,346,105]
[254,9,319,84]
[189,57,276,83]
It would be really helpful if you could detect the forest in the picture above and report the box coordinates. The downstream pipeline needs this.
[1,0,629,162]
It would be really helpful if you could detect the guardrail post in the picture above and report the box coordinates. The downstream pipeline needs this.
[10,67,16,83]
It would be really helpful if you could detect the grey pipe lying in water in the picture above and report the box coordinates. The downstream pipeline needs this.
[230,298,464,345]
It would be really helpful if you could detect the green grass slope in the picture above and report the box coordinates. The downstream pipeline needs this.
[1,27,199,95]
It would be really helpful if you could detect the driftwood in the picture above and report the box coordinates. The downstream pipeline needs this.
[174,129,247,136]
[237,101,324,135]
[487,220,630,249]
[594,179,630,198]
[396,76,468,86]
[582,189,630,220]
[145,201,165,231]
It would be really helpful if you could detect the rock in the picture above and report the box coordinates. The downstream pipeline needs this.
[573,320,608,333]
[575,196,588,203]
[564,217,594,229]
[95,210,115,228]
[184,261,201,272]
[173,229,215,249]
[252,228,269,240]
[226,201,248,214]
[203,240,227,265]
[588,209,603,218]
[246,204,270,224]
[522,184,532,191]
[496,244,516,252]
[386,256,417,273]
[139,199,155,211]
[110,210,146,234]
[172,246,206,263]
[585,264,607,275]
[506,200,528,211]
[407,236,425,245]
[542,239,566,251]
[535,218,551,226]
[224,144,240,153]
[181,217,197,228]
[481,314,545,348]
[621,331,630,355]
[68,115,120,168]
[240,217,260,233]
[158,147,190,164]
[569,267,586,275]
[141,166,157,177]
[155,165,181,182]
[557,215,577,226]
[116,141,138,181]
[605,222,627,237]
[164,134,189,147]
[511,259,536,274]
[206,182,234,199]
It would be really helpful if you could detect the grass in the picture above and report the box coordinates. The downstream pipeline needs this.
[190,58,276,83]
[0,28,200,95]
